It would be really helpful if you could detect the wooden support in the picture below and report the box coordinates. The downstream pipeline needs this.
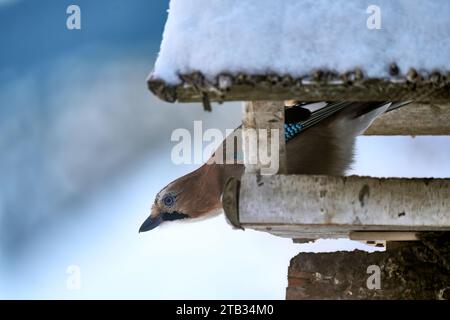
[286,232,450,300]
[349,231,419,241]
[148,71,450,104]
[242,101,286,175]
[365,103,450,135]
[236,174,450,240]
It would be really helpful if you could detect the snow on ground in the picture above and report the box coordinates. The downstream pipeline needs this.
[154,0,450,84]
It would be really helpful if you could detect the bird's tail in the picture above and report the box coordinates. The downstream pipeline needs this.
[387,101,413,112]
[341,100,413,135]
[285,100,413,140]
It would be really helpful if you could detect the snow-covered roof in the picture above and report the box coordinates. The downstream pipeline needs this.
[148,0,450,103]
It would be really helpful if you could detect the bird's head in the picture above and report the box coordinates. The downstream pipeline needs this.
[139,165,223,232]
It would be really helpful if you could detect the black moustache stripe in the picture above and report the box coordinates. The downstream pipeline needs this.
[161,212,190,221]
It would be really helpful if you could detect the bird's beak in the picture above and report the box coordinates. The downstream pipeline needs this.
[139,214,163,233]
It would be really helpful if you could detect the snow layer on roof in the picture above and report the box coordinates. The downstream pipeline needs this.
[153,0,450,84]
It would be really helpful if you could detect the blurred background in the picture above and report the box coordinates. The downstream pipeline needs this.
[0,0,449,299]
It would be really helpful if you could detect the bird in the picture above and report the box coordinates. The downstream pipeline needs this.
[139,101,410,232]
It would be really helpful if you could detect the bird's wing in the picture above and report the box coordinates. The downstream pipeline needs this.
[285,101,394,175]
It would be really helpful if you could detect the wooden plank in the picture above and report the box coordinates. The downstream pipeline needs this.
[349,231,419,241]
[365,103,450,135]
[242,101,286,175]
[244,226,351,239]
[147,71,450,103]
[238,173,450,238]
[243,224,438,240]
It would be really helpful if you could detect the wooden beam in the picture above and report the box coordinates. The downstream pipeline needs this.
[242,101,286,175]
[365,103,450,135]
[147,71,450,104]
[238,173,450,239]
[349,231,419,241]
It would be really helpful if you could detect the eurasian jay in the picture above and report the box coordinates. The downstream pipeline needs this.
[139,101,409,232]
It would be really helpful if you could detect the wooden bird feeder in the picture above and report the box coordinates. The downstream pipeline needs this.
[148,0,450,299]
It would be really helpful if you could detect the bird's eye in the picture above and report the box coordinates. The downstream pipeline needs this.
[162,194,175,207]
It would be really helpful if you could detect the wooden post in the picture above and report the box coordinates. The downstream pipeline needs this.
[242,101,286,175]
